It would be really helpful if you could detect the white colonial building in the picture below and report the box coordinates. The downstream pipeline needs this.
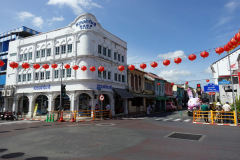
[4,13,132,118]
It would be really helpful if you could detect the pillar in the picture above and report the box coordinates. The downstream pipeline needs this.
[48,96,54,112]
[70,94,75,111]
[123,99,128,114]
[28,97,34,118]
[3,97,8,112]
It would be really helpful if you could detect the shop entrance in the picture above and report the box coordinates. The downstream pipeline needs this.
[115,95,124,114]
[78,93,91,111]
[54,95,70,111]
[35,95,48,115]
[18,95,29,115]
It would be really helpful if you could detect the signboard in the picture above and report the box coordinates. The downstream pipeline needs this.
[204,83,219,92]
[218,77,238,85]
[227,61,238,71]
[99,95,104,101]
[97,84,112,91]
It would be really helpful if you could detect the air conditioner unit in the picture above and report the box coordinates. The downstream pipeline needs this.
[9,85,13,89]
[1,90,6,96]
[7,90,12,96]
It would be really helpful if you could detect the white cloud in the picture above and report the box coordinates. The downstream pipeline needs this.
[225,1,240,12]
[18,11,35,21]
[158,69,193,82]
[49,16,64,22]
[32,17,44,29]
[157,50,187,60]
[204,66,212,74]
[47,0,103,15]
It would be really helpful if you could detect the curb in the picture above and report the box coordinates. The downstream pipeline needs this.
[193,122,237,126]
[20,118,45,121]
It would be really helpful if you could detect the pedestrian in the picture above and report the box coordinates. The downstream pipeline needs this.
[147,105,151,115]
[105,104,111,118]
[201,101,209,123]
[95,104,100,118]
[209,102,216,122]
[216,102,222,123]
[222,102,232,123]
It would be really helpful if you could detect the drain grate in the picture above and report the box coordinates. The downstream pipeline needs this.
[166,132,205,141]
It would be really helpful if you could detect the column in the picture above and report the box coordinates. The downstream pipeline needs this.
[3,97,8,112]
[123,99,128,114]
[48,96,54,112]
[28,97,34,118]
[70,94,75,111]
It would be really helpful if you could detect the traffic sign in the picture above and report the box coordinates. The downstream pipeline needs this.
[99,95,104,101]
[204,83,219,92]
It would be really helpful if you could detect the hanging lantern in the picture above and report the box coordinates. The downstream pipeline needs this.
[185,81,188,84]
[72,65,79,71]
[215,47,224,55]
[98,66,104,72]
[10,62,18,69]
[89,66,96,72]
[227,41,234,49]
[163,60,170,66]
[171,82,174,85]
[64,64,70,69]
[157,83,160,86]
[118,65,125,72]
[22,63,30,70]
[0,60,5,67]
[188,54,196,61]
[174,57,182,64]
[128,65,135,71]
[51,64,58,69]
[223,45,230,52]
[150,62,158,68]
[200,51,209,58]
[206,79,209,82]
[42,64,49,70]
[230,38,238,46]
[140,63,147,70]
[81,66,87,71]
[33,64,40,70]
[234,33,240,41]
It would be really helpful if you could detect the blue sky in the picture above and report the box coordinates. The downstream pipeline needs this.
[1,0,240,88]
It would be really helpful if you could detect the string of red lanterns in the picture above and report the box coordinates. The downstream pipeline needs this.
[0,60,5,67]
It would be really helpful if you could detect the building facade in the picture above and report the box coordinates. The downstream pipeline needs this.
[5,13,129,118]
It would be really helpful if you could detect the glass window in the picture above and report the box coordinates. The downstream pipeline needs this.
[118,74,121,82]
[67,44,72,53]
[98,45,102,54]
[47,48,51,56]
[118,54,120,61]
[108,71,111,80]
[98,70,101,78]
[114,73,117,81]
[67,68,71,77]
[36,51,40,58]
[108,49,111,58]
[54,70,59,79]
[18,75,22,82]
[24,53,27,61]
[55,47,60,55]
[46,71,50,79]
[122,75,125,83]
[103,47,107,56]
[62,69,65,78]
[40,72,44,80]
[23,74,26,82]
[27,73,31,81]
[61,45,66,54]
[20,54,23,61]
[114,52,117,60]
[41,49,45,57]
[35,72,39,80]
[122,56,124,63]
[29,52,32,60]
[103,70,106,79]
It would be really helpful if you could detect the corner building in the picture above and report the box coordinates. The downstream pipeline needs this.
[6,13,128,118]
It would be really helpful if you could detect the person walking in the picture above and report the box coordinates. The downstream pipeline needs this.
[105,104,111,118]
[222,102,232,123]
[209,102,216,122]
[216,102,222,123]
[201,101,209,123]
[95,104,100,118]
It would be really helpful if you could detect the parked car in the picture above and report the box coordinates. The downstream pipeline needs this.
[166,102,177,111]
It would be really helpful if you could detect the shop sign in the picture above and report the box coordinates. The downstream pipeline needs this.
[76,19,96,30]
[33,85,50,90]
[97,84,112,91]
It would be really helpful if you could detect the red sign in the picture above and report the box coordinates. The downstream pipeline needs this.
[99,95,104,101]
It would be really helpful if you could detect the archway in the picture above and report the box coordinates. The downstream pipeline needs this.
[35,95,48,115]
[78,93,92,111]
[98,94,110,110]
[54,95,70,111]
[18,95,29,114]
[115,94,124,114]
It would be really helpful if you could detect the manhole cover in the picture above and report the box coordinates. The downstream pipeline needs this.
[95,123,116,126]
[166,132,205,141]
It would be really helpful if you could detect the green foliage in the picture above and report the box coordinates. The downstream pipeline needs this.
[230,96,240,112]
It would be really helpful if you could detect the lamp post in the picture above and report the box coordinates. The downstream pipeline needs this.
[21,93,24,118]
[59,62,63,119]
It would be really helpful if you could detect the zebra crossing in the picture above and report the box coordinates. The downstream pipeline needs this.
[154,117,192,123]
[0,120,40,126]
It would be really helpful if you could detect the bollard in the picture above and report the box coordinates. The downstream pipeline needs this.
[211,110,213,124]
[48,114,52,122]
[51,114,54,122]
[45,114,49,122]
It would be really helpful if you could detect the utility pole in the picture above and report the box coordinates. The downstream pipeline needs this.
[59,62,63,119]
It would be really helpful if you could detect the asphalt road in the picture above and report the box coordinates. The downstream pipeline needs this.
[0,110,240,160]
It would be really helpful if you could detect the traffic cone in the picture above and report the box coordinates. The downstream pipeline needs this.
[45,114,49,122]
[58,111,65,122]
[48,114,52,122]
[51,114,54,122]
[70,113,75,122]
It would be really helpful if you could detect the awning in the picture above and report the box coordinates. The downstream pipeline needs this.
[113,88,134,98]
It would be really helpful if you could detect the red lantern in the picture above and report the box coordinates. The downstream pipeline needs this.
[42,64,49,70]
[200,51,209,58]
[90,66,96,72]
[22,63,30,70]
[98,66,104,72]
[224,45,230,52]
[171,82,174,85]
[128,65,135,71]
[118,65,125,72]
[186,81,188,84]
[230,38,238,46]
[150,62,158,68]
[215,47,224,55]
[234,33,240,41]
[51,64,58,69]
[163,60,170,66]
[140,63,147,70]
[10,62,18,69]
[188,54,196,61]
[206,79,209,82]
[0,60,5,67]
[157,83,160,86]
[174,57,182,64]
[72,65,79,71]
[64,64,70,69]
[81,66,87,71]
[33,64,40,70]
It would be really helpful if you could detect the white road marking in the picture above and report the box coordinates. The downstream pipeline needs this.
[0,120,40,125]
[155,118,164,121]
[183,119,191,122]
[163,118,173,121]
[173,118,181,121]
